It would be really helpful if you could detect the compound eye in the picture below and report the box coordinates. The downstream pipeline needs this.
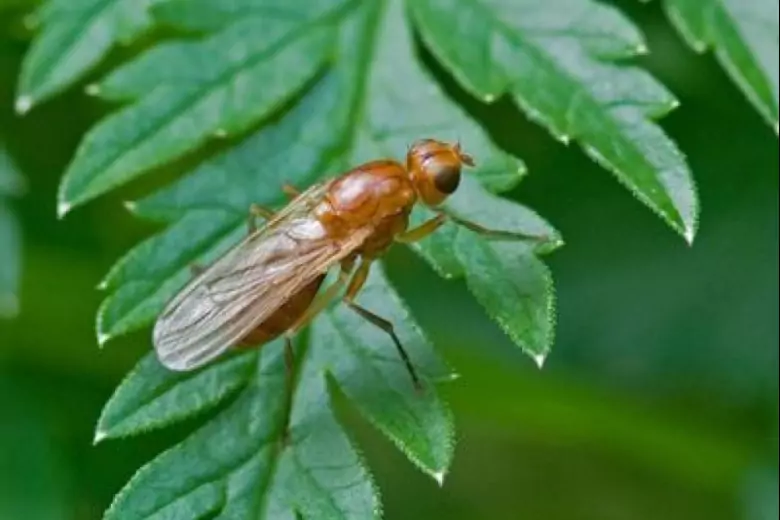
[432,163,461,194]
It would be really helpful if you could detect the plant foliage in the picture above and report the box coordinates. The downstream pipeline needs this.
[655,0,778,134]
[14,0,775,518]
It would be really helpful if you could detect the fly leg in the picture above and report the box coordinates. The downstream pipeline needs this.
[247,203,275,234]
[441,212,550,242]
[396,212,550,244]
[282,183,301,200]
[279,261,356,443]
[394,214,447,243]
[342,260,423,393]
[280,335,296,447]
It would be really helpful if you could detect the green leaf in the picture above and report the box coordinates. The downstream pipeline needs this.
[103,266,450,520]
[57,3,346,214]
[16,0,153,113]
[409,0,700,242]
[95,350,256,441]
[0,146,25,319]
[659,0,779,134]
[408,175,560,359]
[55,0,569,516]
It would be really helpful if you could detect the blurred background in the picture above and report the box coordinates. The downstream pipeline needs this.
[0,1,777,519]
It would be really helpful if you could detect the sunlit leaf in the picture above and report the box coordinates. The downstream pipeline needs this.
[29,0,712,517]
[658,0,778,134]
[409,0,700,242]
[57,2,346,214]
[102,265,450,520]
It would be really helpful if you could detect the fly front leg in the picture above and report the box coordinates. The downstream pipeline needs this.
[395,211,547,245]
[342,260,423,392]
[394,214,447,243]
[247,203,275,234]
[442,211,550,242]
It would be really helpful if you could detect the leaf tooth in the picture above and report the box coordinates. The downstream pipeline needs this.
[56,199,72,219]
[93,428,109,445]
[85,83,101,96]
[97,330,113,348]
[684,225,696,246]
[14,95,33,115]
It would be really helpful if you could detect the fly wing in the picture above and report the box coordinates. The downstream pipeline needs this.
[152,183,370,371]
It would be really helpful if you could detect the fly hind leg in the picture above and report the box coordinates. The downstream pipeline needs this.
[342,260,423,393]
[280,335,296,447]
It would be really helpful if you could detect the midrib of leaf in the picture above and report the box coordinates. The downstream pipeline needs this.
[289,451,349,519]
[332,0,385,163]
[463,0,681,224]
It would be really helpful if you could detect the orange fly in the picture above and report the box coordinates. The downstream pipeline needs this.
[153,139,546,416]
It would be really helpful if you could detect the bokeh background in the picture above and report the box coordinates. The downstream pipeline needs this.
[1,1,777,519]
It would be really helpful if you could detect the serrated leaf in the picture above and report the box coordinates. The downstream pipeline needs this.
[104,266,447,520]
[410,175,560,358]
[16,0,153,112]
[57,1,350,215]
[95,351,256,442]
[409,0,700,242]
[660,0,779,133]
[73,0,568,517]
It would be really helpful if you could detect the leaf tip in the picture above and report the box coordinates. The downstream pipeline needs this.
[532,352,547,369]
[98,330,112,347]
[15,95,33,116]
[57,199,72,219]
[684,225,696,246]
[85,83,101,97]
[634,42,649,55]
[123,200,137,213]
[93,428,109,445]
[433,469,447,487]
